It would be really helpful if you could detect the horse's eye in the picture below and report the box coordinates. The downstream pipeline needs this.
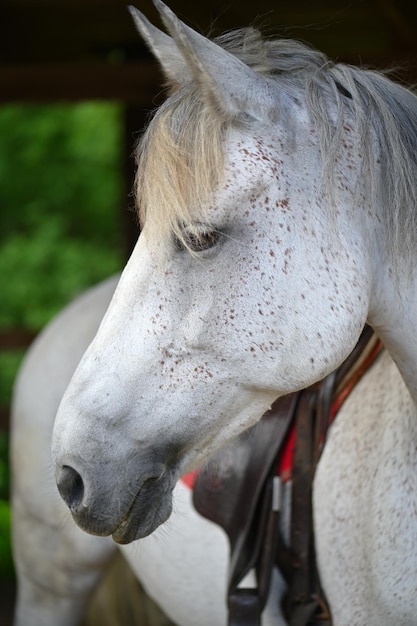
[174,229,221,253]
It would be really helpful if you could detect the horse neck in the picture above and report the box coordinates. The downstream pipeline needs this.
[369,263,417,407]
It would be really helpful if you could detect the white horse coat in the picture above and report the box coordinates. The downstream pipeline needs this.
[13,2,417,625]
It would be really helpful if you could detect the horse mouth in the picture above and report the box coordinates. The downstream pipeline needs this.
[111,476,174,544]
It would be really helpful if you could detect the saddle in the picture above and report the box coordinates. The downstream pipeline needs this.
[193,326,382,626]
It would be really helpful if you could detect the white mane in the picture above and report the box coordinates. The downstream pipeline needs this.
[136,27,417,260]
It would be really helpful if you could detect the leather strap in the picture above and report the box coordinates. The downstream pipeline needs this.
[228,589,261,626]
[284,386,330,626]
[287,389,317,622]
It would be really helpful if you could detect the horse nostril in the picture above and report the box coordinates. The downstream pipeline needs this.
[56,465,85,512]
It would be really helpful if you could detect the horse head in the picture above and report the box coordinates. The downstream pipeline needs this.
[53,1,412,544]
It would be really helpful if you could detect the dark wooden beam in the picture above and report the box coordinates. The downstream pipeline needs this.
[0,1,146,66]
[3,54,415,105]
[0,407,11,431]
[0,328,37,350]
[0,61,162,103]
[1,0,417,67]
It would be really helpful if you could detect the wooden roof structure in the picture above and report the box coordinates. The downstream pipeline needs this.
[1,0,417,105]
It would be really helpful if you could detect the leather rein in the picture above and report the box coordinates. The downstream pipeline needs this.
[193,326,383,626]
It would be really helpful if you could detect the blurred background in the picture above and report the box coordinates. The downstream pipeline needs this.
[0,0,416,621]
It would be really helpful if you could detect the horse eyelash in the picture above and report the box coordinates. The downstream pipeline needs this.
[172,224,246,254]
[173,228,222,253]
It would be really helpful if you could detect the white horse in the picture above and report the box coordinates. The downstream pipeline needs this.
[13,1,417,624]
[11,276,408,626]
[12,275,284,626]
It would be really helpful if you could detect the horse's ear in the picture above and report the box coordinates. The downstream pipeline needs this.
[129,2,278,121]
[128,5,187,89]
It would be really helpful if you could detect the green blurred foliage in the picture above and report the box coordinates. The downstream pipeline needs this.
[0,102,125,327]
[0,215,120,327]
[0,101,126,579]
[0,102,122,242]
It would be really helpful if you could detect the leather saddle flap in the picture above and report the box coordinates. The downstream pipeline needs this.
[193,394,297,585]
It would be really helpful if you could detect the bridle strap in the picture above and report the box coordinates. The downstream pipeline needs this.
[283,385,331,626]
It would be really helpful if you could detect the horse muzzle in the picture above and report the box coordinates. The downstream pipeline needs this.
[55,458,174,543]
